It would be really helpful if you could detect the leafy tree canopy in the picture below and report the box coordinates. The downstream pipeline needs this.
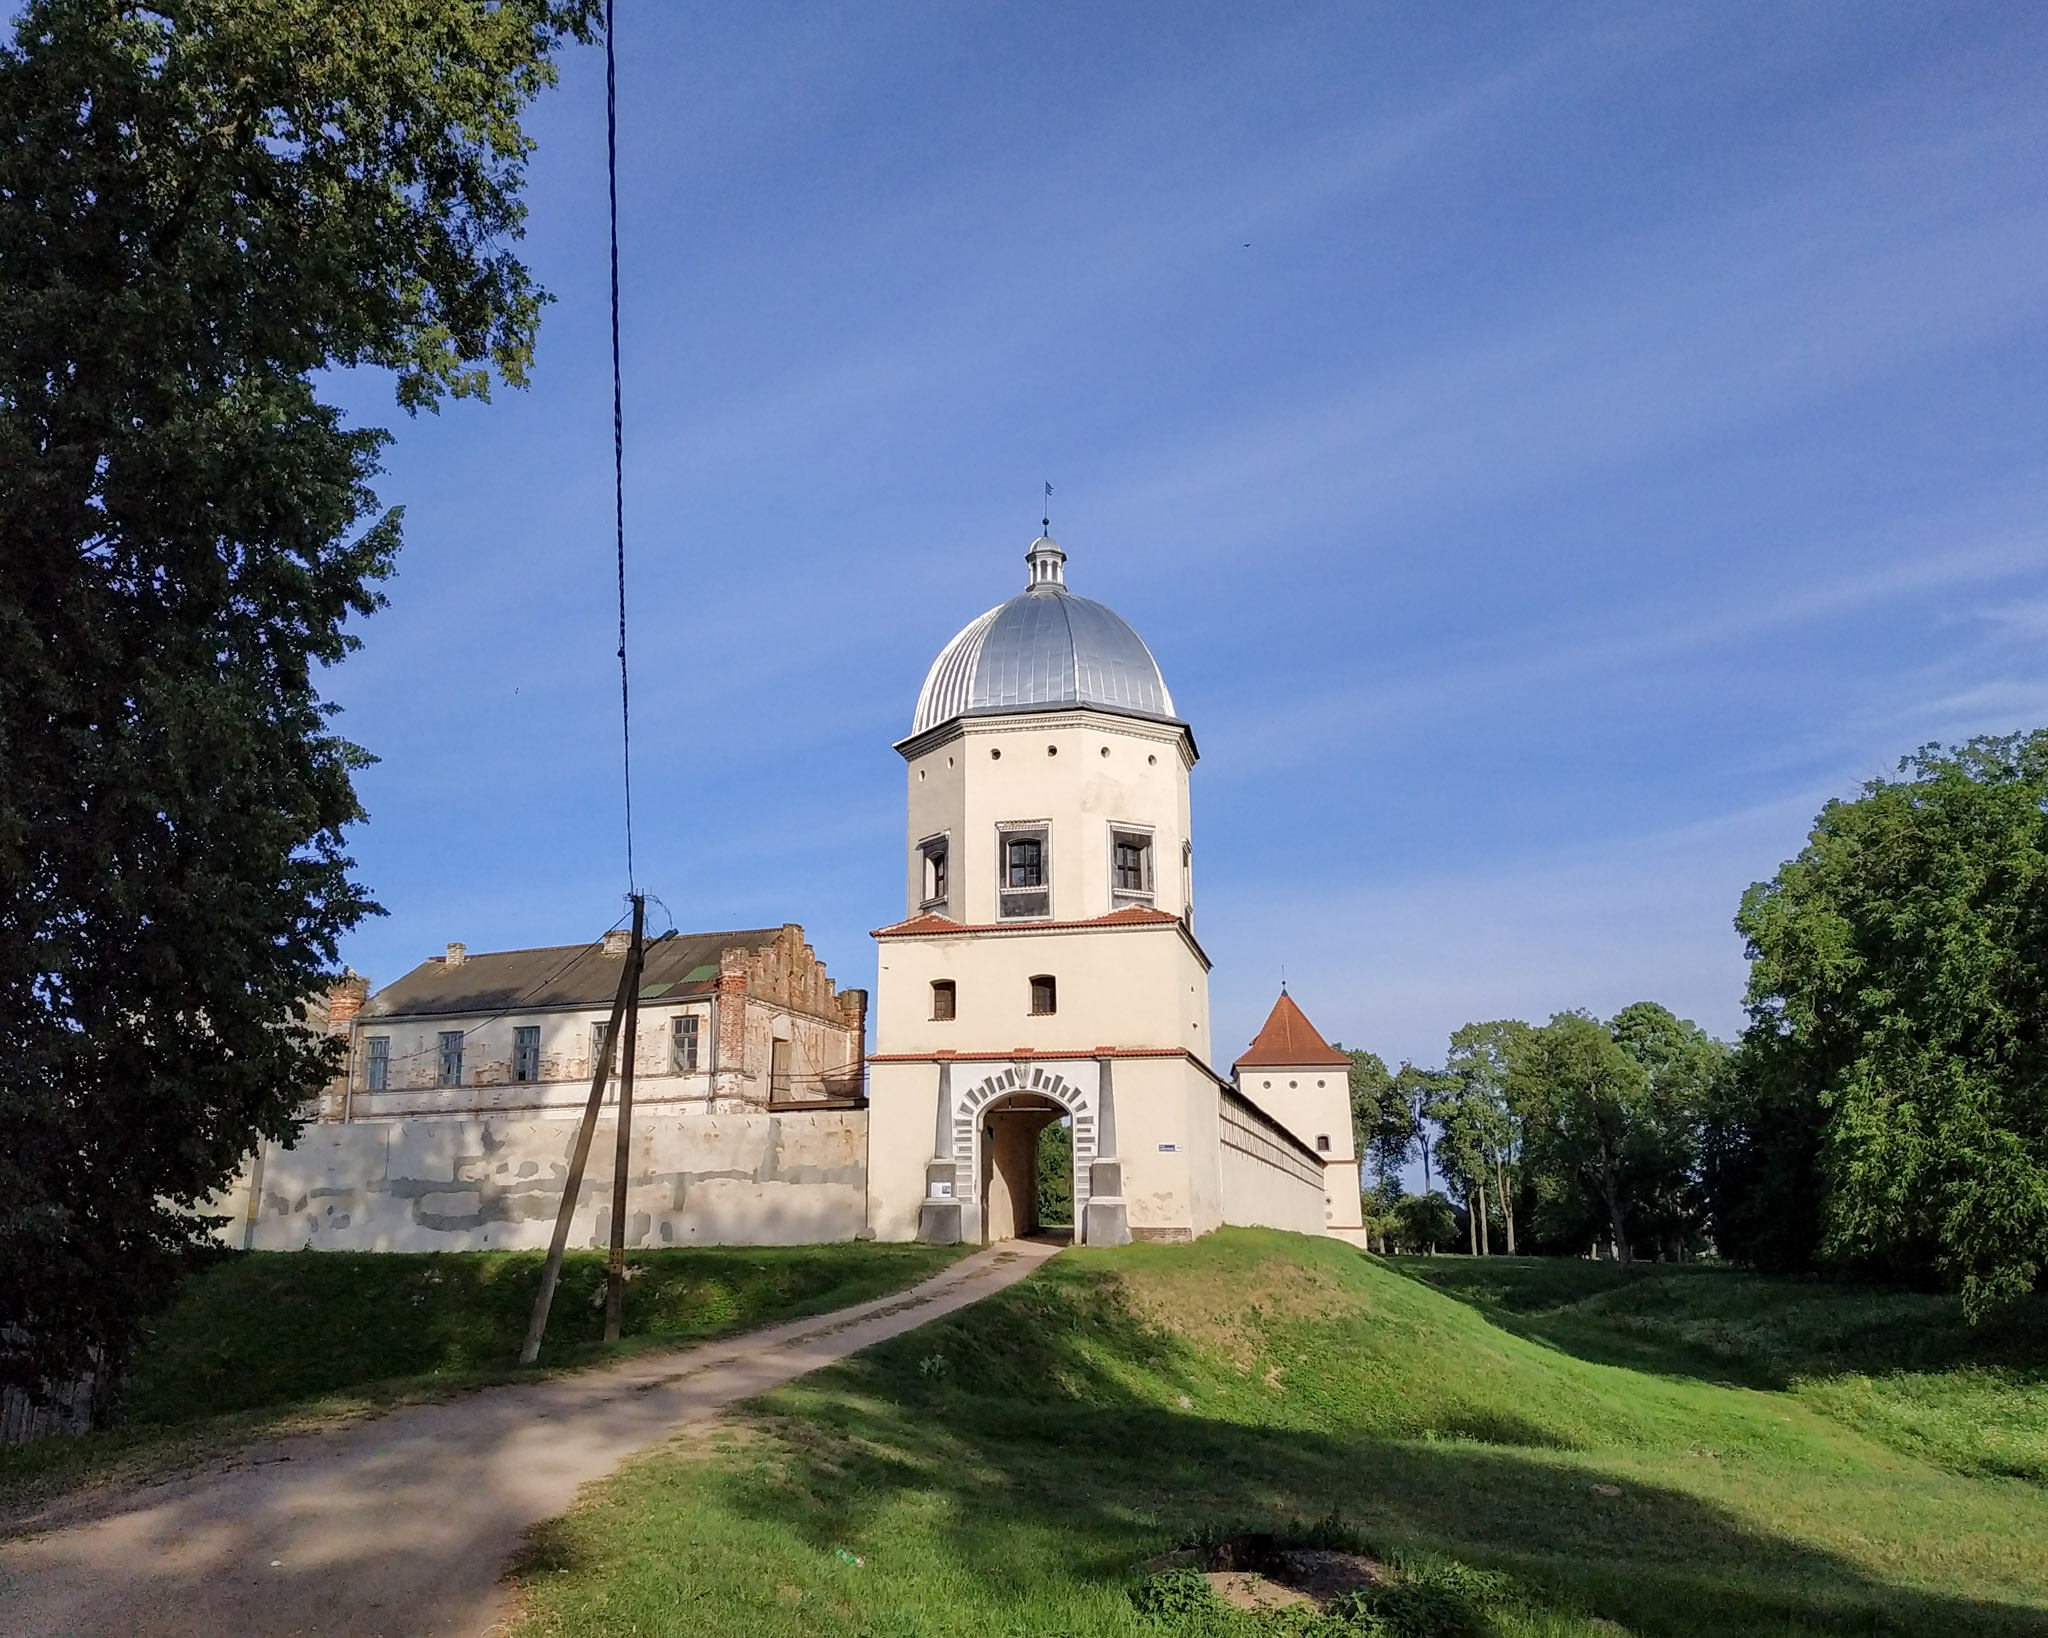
[1728,731,2048,1316]
[0,0,595,1402]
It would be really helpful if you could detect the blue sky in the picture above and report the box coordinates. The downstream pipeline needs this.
[325,1,2048,1072]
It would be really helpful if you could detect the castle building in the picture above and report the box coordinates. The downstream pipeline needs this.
[865,535,1327,1244]
[216,531,1351,1258]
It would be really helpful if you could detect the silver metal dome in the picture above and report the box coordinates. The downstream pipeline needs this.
[910,536,1177,737]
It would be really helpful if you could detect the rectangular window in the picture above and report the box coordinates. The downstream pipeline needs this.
[672,1014,700,1072]
[365,1035,390,1092]
[770,1037,792,1100]
[919,836,950,910]
[1316,1134,1331,1152]
[513,1026,540,1083]
[931,979,956,1021]
[591,1020,611,1069]
[1030,974,1057,1016]
[1111,828,1154,902]
[437,1030,464,1087]
[997,824,1051,919]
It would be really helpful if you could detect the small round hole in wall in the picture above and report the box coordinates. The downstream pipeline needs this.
[1289,1079,1299,1088]
[1100,745,1110,757]
[990,748,1001,760]
[1047,744,1057,756]
[1263,1079,1272,1089]
[918,769,926,782]
[1147,754,1157,765]
[1317,1079,1326,1087]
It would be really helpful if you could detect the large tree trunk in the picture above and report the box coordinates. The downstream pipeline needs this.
[1496,1158,1517,1255]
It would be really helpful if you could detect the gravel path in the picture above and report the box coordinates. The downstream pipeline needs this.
[0,1238,1060,1638]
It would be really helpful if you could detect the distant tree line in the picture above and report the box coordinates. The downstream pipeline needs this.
[1342,731,2048,1319]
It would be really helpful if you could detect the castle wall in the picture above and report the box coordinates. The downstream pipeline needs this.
[214,1110,868,1253]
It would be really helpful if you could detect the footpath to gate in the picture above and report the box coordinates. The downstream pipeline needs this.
[0,1237,1062,1638]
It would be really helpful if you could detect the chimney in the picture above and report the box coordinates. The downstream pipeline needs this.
[327,969,369,1025]
[602,928,631,958]
[445,942,467,968]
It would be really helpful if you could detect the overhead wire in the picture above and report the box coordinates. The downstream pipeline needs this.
[606,0,636,897]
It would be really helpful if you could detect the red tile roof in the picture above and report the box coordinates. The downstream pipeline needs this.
[872,905,1181,937]
[1233,991,1350,1069]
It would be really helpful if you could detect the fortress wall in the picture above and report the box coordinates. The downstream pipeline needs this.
[213,1110,868,1253]
[1216,1088,1326,1238]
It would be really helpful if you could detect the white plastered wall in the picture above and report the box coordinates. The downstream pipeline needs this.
[900,711,1195,926]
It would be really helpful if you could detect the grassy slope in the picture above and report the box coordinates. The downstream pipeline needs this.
[1397,1257,2048,1485]
[0,1243,964,1512]
[510,1232,2048,1638]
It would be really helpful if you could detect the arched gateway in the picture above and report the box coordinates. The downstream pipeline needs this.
[864,532,1326,1245]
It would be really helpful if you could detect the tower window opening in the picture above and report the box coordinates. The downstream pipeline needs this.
[919,835,950,911]
[1030,974,1058,1015]
[1111,828,1154,904]
[1316,1134,1331,1152]
[931,980,956,1021]
[997,824,1051,919]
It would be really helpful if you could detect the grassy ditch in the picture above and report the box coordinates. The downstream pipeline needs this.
[1397,1255,2048,1484]
[508,1231,2048,1638]
[0,1241,965,1513]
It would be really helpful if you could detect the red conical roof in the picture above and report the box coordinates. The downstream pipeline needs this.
[1234,990,1350,1069]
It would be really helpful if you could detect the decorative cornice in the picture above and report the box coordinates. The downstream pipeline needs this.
[871,905,1212,970]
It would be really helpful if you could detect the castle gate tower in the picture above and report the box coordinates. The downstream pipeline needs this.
[865,535,1324,1246]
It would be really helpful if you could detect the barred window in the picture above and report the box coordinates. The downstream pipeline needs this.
[1030,974,1057,1016]
[931,980,956,1021]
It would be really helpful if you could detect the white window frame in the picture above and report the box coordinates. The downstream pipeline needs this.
[917,831,951,913]
[1108,822,1156,907]
[995,820,1052,921]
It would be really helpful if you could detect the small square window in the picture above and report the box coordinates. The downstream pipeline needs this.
[437,1030,464,1087]
[1030,974,1057,1016]
[1316,1134,1331,1153]
[672,1014,700,1072]
[513,1025,540,1083]
[365,1035,390,1092]
[931,980,956,1021]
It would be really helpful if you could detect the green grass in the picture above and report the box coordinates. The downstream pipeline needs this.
[508,1231,2048,1638]
[0,1241,965,1515]
[1396,1256,2048,1484]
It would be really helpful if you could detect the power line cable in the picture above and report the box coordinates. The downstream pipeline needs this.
[606,0,636,895]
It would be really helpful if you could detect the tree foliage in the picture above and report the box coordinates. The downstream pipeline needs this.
[1718,732,2048,1315]
[0,0,595,1402]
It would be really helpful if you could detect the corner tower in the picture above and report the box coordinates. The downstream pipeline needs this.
[865,534,1228,1246]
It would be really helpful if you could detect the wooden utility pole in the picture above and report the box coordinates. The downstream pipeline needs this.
[520,896,644,1367]
[602,905,644,1342]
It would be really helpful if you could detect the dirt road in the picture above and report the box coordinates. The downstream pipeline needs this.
[0,1238,1060,1637]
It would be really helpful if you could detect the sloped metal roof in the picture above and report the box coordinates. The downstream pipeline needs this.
[361,928,787,1020]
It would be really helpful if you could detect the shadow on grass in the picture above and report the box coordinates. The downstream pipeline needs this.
[514,1247,2048,1638]
[1381,1256,2048,1393]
